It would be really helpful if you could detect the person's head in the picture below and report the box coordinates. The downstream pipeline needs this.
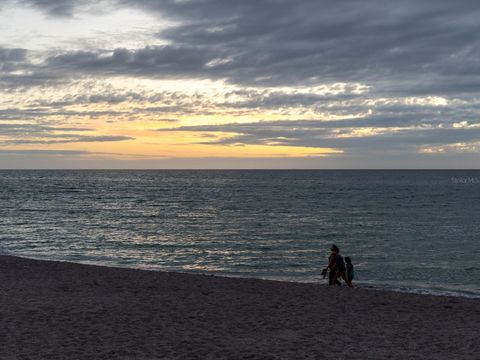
[345,256,352,264]
[331,244,339,253]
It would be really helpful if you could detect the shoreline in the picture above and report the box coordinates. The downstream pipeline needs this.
[1,255,479,359]
[5,252,480,300]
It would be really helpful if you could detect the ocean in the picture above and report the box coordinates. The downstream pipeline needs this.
[0,170,479,297]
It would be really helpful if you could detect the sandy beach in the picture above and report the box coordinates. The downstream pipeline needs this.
[0,255,478,359]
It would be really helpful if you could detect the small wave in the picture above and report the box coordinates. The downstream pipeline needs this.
[394,287,480,299]
[363,283,480,299]
[465,267,479,272]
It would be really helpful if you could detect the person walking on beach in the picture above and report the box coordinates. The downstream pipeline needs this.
[332,246,353,288]
[323,245,353,287]
[322,245,341,286]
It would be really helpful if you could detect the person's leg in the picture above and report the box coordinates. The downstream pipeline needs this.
[329,269,337,285]
[341,272,353,287]
[332,270,342,286]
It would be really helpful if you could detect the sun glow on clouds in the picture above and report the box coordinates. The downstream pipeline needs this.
[420,142,480,154]
[1,0,480,167]
[1,73,478,162]
[1,75,352,158]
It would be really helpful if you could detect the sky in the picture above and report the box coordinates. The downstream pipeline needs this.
[1,0,480,169]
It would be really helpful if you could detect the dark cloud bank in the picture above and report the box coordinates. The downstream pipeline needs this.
[19,0,480,93]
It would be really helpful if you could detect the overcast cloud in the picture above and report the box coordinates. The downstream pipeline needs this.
[1,0,480,167]
[17,0,480,92]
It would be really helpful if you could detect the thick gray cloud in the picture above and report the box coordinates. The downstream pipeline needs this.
[146,0,480,92]
[4,0,480,95]
[42,45,220,82]
[15,0,111,16]
[0,120,134,145]
[21,0,76,16]
[15,0,476,95]
[0,46,64,89]
[1,0,478,94]
[158,117,480,154]
[0,48,26,66]
[0,122,92,134]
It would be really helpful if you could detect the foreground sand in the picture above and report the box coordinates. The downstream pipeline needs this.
[0,256,478,359]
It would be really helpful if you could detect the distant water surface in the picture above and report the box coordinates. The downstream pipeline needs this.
[0,170,479,297]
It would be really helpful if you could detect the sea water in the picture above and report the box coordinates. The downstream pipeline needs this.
[0,170,479,297]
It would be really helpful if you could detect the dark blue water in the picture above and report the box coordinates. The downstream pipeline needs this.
[0,170,479,297]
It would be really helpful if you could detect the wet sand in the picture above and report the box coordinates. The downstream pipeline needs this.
[0,255,478,359]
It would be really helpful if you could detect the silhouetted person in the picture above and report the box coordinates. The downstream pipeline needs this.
[332,246,352,288]
[323,244,342,285]
[345,256,354,286]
